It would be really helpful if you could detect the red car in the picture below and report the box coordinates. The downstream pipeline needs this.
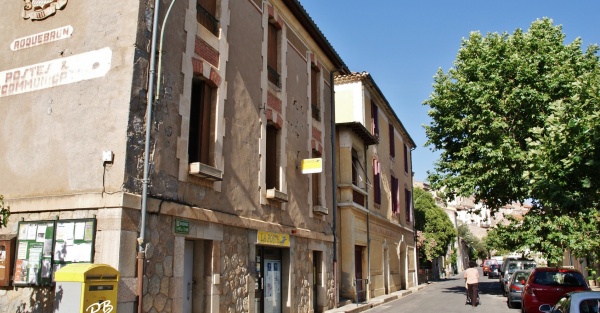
[522,267,590,313]
[483,259,498,276]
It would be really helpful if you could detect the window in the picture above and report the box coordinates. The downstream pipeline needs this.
[197,0,218,36]
[389,123,395,158]
[265,124,279,190]
[373,159,381,205]
[351,149,359,186]
[311,64,320,121]
[312,150,321,206]
[267,22,280,87]
[404,144,409,173]
[371,101,379,138]
[189,77,213,165]
[405,189,412,222]
[391,175,399,213]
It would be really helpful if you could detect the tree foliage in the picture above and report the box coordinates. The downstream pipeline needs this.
[424,18,600,213]
[488,209,600,265]
[0,195,9,228]
[484,227,512,256]
[414,187,456,261]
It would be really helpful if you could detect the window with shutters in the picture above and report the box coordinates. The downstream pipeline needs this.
[265,124,280,190]
[373,158,381,205]
[391,175,399,213]
[189,77,213,165]
[197,0,219,36]
[188,77,222,181]
[351,149,360,186]
[405,188,412,222]
[371,101,379,139]
[267,22,281,87]
[311,63,320,121]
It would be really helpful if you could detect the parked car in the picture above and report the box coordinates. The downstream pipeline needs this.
[522,267,590,313]
[539,291,600,313]
[502,259,537,296]
[507,270,532,308]
[489,264,501,279]
[483,259,499,276]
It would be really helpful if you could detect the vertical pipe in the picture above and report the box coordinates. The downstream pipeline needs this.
[139,0,162,311]
[363,143,370,300]
[330,69,339,307]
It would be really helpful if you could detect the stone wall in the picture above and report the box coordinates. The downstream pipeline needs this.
[220,226,249,313]
[292,237,310,312]
[142,213,175,313]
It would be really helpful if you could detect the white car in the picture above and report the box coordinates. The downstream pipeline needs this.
[539,291,600,313]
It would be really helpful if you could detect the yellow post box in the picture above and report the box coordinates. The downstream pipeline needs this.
[54,263,119,313]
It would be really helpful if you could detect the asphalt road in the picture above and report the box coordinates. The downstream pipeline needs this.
[366,268,517,313]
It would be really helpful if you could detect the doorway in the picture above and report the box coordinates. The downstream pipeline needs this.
[383,246,389,294]
[312,251,323,313]
[183,240,212,313]
[255,247,283,313]
[355,246,365,302]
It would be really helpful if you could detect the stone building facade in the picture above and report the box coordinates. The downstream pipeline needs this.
[334,72,418,303]
[0,0,348,312]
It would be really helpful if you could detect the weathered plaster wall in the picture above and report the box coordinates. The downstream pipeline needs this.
[0,0,141,199]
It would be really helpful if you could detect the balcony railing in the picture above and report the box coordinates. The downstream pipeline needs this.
[197,4,219,36]
[352,188,365,207]
[267,65,281,88]
[311,103,320,121]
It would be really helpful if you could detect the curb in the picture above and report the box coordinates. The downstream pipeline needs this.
[324,282,432,313]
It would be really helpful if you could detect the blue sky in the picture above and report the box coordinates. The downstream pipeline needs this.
[301,1,600,183]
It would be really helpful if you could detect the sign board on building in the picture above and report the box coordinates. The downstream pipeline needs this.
[257,231,290,247]
[10,25,73,51]
[174,219,190,234]
[301,158,322,174]
[0,47,112,98]
[14,218,96,287]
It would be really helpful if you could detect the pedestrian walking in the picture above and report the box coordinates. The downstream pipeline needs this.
[464,260,479,307]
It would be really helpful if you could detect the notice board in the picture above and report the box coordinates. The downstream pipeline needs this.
[13,218,96,287]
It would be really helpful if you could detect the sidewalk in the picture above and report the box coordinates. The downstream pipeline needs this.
[324,282,432,313]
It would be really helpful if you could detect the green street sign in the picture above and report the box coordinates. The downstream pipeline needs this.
[174,219,189,234]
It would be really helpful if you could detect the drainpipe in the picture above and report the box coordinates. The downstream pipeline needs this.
[139,0,163,311]
[364,143,371,300]
[155,0,177,103]
[330,68,341,307]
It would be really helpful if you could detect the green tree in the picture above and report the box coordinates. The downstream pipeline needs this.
[414,187,457,261]
[484,227,511,256]
[424,18,600,213]
[0,195,9,228]
[490,209,600,265]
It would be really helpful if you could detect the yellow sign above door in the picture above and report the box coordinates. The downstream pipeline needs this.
[257,230,290,247]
